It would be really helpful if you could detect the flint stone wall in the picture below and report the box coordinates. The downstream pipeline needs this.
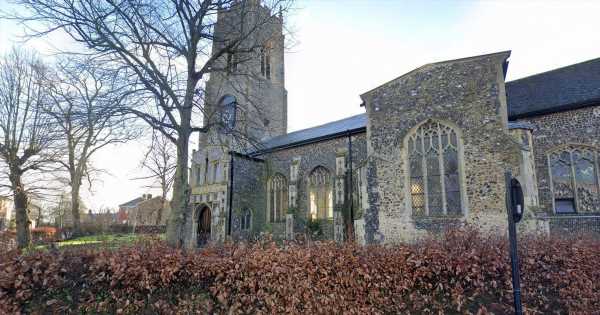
[360,52,524,244]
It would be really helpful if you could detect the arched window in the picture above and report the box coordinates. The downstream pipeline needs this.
[407,120,463,217]
[219,95,236,130]
[268,173,287,222]
[240,208,252,231]
[309,166,333,220]
[549,146,600,213]
[260,43,271,80]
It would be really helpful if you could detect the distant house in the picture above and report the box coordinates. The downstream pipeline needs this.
[84,210,117,226]
[117,195,145,224]
[118,194,170,225]
[0,197,12,230]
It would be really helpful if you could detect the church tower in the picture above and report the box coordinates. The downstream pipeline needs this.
[189,0,286,247]
[201,0,287,150]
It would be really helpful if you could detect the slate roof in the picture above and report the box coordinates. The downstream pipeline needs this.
[506,57,600,118]
[257,58,600,152]
[258,113,367,152]
[119,197,144,208]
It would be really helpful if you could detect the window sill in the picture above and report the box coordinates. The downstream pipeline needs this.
[411,215,464,221]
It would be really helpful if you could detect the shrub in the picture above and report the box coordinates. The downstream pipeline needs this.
[0,230,16,252]
[31,226,59,244]
[0,228,599,314]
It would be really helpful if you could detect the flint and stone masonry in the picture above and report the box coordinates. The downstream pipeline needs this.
[186,0,600,247]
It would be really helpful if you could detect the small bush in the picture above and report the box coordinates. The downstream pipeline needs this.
[0,230,16,252]
[31,226,59,244]
[0,229,599,314]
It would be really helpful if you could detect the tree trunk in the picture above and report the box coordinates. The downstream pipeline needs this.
[71,181,81,236]
[166,127,191,248]
[14,178,31,249]
[156,187,166,225]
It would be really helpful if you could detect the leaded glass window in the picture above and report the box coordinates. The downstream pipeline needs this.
[407,121,463,217]
[268,173,288,222]
[309,166,333,219]
[549,146,600,214]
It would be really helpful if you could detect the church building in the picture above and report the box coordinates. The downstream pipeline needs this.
[188,1,600,247]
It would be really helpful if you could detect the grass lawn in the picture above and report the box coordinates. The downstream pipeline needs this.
[34,233,165,251]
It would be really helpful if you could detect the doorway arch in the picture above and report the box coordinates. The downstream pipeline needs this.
[197,205,211,246]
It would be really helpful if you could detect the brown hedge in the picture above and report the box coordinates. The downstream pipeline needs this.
[1,229,599,314]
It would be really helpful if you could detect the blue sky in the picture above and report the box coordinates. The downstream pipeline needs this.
[1,0,599,209]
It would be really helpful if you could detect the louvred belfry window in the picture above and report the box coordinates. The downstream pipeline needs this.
[407,120,463,217]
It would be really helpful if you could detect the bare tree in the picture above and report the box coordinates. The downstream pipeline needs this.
[46,58,140,235]
[12,0,293,247]
[0,48,61,248]
[133,132,176,225]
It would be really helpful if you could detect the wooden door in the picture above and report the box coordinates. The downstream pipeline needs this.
[197,206,211,246]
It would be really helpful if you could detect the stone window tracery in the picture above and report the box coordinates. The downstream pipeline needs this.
[268,173,287,222]
[309,166,333,219]
[549,146,600,214]
[407,120,463,217]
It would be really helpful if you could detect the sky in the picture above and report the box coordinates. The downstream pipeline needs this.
[0,0,599,211]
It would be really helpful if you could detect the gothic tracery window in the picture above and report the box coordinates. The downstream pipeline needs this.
[309,166,333,220]
[407,120,463,217]
[268,173,288,222]
[549,146,600,214]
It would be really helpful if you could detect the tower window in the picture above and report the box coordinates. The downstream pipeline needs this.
[260,48,265,76]
[219,94,237,130]
[265,54,271,80]
[260,45,271,80]
[227,53,237,74]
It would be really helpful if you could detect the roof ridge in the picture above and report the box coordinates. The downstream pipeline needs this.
[507,56,600,84]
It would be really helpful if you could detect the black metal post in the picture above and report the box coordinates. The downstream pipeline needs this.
[348,131,354,232]
[505,171,523,315]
